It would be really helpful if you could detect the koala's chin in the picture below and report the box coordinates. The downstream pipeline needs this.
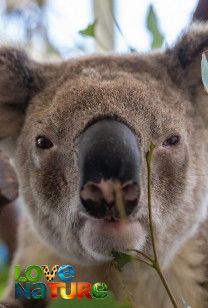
[79,218,147,262]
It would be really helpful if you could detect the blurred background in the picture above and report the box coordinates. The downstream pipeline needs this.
[0,0,201,59]
[0,0,206,303]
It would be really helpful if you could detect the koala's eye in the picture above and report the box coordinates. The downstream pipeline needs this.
[36,136,53,149]
[163,135,180,146]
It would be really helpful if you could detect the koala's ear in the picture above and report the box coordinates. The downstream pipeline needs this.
[166,22,208,91]
[0,47,42,156]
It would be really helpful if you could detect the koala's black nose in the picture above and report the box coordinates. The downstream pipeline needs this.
[78,119,141,219]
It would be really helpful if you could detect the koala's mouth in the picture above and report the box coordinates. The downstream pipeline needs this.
[80,209,139,233]
[101,217,137,231]
[103,217,118,222]
[79,214,146,260]
[101,217,127,229]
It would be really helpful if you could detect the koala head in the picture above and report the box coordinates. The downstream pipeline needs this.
[1,23,208,268]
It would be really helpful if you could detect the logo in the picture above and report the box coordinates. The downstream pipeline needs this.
[15,265,108,300]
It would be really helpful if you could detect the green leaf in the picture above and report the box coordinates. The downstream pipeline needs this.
[129,47,137,53]
[79,21,97,38]
[0,265,9,297]
[146,4,164,49]
[201,52,208,93]
[111,251,132,272]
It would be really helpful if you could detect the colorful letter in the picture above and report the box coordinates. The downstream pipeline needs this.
[15,265,27,282]
[15,282,30,299]
[32,283,47,299]
[25,265,42,282]
[60,282,76,299]
[77,282,93,299]
[91,282,108,298]
[58,265,74,282]
[47,283,66,299]
[42,265,59,282]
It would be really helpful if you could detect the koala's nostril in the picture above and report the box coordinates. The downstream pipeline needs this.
[89,184,101,196]
[80,179,140,219]
[80,180,114,206]
[122,182,140,201]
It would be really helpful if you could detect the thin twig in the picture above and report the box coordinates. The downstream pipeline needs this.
[134,256,153,268]
[107,0,137,52]
[114,179,126,219]
[146,142,178,308]
[112,143,178,307]
[129,249,153,263]
[146,143,158,264]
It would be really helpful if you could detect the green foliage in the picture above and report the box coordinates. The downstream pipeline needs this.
[146,4,164,49]
[201,52,208,93]
[0,265,9,297]
[129,47,137,53]
[48,292,130,308]
[79,21,97,38]
[111,251,132,272]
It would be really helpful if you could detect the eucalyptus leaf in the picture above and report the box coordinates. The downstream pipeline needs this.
[201,52,208,93]
[111,251,132,272]
[146,4,164,49]
[130,47,137,53]
[79,21,97,38]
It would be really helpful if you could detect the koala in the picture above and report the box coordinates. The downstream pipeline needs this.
[0,22,208,308]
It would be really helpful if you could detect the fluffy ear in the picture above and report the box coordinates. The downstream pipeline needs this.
[0,47,42,156]
[166,22,208,91]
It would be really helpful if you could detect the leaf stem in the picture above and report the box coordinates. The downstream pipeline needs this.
[114,179,126,219]
[134,256,153,268]
[155,262,178,308]
[146,142,178,308]
[146,143,158,264]
[107,0,137,52]
[128,249,153,263]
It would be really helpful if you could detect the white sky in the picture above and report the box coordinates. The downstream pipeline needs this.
[115,0,198,52]
[46,0,198,56]
[0,0,199,58]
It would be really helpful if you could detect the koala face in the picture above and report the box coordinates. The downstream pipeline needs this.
[1,23,208,269]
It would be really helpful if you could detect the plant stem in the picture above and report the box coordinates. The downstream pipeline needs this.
[128,249,153,263]
[134,256,153,268]
[146,143,158,264]
[107,0,137,52]
[114,179,126,219]
[155,262,178,308]
[146,142,178,308]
